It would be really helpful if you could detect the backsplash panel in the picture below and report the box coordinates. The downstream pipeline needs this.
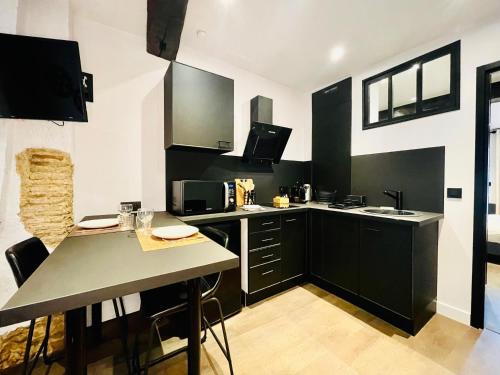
[165,150,310,211]
[351,147,445,213]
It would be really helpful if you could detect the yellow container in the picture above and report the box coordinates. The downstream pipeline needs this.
[273,196,289,208]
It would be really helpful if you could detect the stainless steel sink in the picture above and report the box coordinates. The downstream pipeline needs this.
[362,208,418,216]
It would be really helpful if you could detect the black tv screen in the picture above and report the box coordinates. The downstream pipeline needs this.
[0,33,87,122]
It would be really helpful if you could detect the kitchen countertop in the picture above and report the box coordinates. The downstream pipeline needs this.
[177,202,444,227]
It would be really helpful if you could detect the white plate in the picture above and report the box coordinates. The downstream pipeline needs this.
[152,225,199,240]
[78,218,119,229]
[242,204,264,211]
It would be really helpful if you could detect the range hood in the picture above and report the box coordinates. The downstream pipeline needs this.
[242,121,292,164]
[242,96,292,164]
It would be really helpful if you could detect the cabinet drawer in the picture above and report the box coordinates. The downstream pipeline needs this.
[249,245,281,267]
[249,260,281,293]
[249,216,281,233]
[249,230,280,250]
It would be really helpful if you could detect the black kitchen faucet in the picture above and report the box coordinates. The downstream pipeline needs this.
[383,189,403,210]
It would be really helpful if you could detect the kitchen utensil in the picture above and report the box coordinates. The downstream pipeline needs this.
[273,196,289,208]
[316,189,336,204]
[290,182,301,203]
[299,184,312,203]
[303,184,312,202]
[279,186,290,197]
[235,178,254,206]
[152,225,199,240]
[78,218,119,229]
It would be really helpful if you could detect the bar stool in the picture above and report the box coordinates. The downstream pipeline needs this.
[5,237,131,374]
[5,237,60,375]
[133,226,234,375]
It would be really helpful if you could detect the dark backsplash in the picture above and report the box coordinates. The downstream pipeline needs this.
[165,146,445,214]
[165,150,310,211]
[351,146,445,213]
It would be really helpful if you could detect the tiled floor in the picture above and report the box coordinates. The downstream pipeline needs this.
[485,262,500,334]
[35,284,500,374]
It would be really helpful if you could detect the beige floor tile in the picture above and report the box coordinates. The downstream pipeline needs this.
[30,284,500,375]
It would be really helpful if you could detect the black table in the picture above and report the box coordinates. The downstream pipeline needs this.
[0,212,239,374]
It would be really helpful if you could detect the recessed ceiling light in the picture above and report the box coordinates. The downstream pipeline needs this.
[196,30,207,38]
[330,46,345,62]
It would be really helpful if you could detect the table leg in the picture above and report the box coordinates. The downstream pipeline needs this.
[90,303,102,342]
[65,307,87,375]
[187,278,201,375]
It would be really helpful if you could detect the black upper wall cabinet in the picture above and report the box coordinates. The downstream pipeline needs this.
[164,62,234,152]
[312,77,352,198]
[362,41,460,130]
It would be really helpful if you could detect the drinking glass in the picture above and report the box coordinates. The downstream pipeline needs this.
[136,209,154,234]
[118,203,134,230]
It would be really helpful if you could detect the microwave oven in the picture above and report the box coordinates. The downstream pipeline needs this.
[172,180,237,216]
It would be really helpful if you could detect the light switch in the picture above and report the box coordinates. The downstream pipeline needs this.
[447,188,462,199]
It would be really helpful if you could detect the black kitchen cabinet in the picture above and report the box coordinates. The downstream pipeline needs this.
[312,78,352,198]
[281,213,307,281]
[164,61,234,152]
[323,214,359,294]
[359,220,412,318]
[308,210,438,334]
[309,210,324,279]
[246,213,306,305]
[309,212,359,294]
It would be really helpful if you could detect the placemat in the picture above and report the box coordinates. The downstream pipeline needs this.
[68,225,130,237]
[135,230,210,252]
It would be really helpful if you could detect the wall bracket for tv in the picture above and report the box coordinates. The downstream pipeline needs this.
[82,72,93,102]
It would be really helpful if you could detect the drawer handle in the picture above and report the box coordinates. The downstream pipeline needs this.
[262,270,274,276]
[261,254,274,259]
[285,218,296,222]
[261,238,274,242]
[262,221,274,226]
[365,228,381,232]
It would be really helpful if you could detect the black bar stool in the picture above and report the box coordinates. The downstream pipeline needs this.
[5,237,60,374]
[133,226,234,374]
[5,237,132,374]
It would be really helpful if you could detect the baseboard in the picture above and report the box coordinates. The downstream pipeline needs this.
[436,301,470,325]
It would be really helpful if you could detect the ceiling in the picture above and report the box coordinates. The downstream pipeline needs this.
[181,0,500,91]
[70,0,500,92]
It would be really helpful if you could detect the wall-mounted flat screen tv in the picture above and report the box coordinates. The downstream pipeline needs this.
[0,33,87,122]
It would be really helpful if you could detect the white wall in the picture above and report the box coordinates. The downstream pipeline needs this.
[343,21,500,324]
[0,0,76,335]
[0,1,311,332]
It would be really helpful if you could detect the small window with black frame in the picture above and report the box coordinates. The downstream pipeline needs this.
[362,41,460,130]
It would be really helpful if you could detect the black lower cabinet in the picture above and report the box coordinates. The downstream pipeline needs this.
[359,220,412,318]
[282,213,306,281]
[310,210,324,279]
[323,214,359,294]
[246,213,307,305]
[309,211,438,335]
[310,212,359,295]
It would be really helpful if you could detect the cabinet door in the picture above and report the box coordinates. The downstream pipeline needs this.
[322,214,359,294]
[312,78,352,198]
[281,213,306,280]
[309,211,324,278]
[171,62,234,151]
[359,220,412,318]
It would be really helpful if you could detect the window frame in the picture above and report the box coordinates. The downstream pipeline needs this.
[362,41,460,130]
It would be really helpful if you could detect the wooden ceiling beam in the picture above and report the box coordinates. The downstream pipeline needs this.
[147,0,188,61]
